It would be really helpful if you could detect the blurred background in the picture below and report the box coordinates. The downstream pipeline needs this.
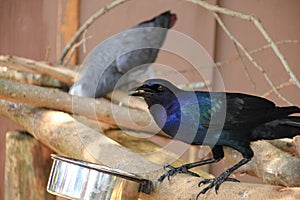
[1,0,300,199]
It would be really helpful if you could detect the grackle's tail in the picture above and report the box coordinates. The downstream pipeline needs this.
[251,116,300,141]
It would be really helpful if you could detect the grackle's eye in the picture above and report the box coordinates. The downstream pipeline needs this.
[157,85,164,92]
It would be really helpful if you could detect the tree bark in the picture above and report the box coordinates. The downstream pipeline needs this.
[0,66,65,88]
[0,55,77,85]
[224,140,300,187]
[269,139,298,156]
[294,136,300,156]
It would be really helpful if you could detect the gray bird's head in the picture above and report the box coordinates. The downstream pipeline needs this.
[137,11,177,29]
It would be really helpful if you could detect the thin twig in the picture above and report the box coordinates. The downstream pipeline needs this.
[186,0,300,89]
[213,13,292,105]
[63,32,92,65]
[263,80,295,98]
[58,0,130,64]
[216,40,300,67]
[232,42,256,91]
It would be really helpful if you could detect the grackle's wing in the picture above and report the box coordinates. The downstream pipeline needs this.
[191,92,294,130]
[200,92,298,130]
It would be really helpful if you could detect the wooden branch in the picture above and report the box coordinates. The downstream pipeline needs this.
[5,131,55,200]
[187,0,300,89]
[63,32,92,65]
[104,130,211,178]
[1,100,299,199]
[213,13,292,105]
[177,81,207,90]
[0,100,159,178]
[232,41,256,91]
[106,90,148,111]
[216,40,300,67]
[0,55,77,85]
[0,66,65,88]
[294,136,300,156]
[224,140,300,187]
[0,78,159,133]
[263,80,295,98]
[268,139,298,156]
[58,0,130,64]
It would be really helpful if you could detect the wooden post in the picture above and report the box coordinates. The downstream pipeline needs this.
[5,131,55,200]
[57,0,80,65]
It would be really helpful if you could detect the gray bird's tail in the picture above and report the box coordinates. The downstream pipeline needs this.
[251,116,300,141]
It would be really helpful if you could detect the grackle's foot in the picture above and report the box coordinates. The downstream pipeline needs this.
[157,164,200,183]
[196,172,240,198]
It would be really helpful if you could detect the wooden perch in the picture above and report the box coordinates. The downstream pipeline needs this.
[1,100,300,199]
[0,55,77,85]
[106,90,148,111]
[0,78,159,133]
[268,139,298,156]
[224,140,300,187]
[293,136,300,156]
[0,66,65,88]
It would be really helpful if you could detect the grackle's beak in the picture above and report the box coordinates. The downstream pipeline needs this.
[128,85,153,97]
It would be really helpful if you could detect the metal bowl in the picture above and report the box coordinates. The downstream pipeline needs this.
[47,154,153,200]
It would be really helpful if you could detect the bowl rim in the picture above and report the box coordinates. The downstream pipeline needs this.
[51,154,149,183]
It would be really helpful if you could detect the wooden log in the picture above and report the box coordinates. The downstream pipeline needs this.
[104,130,212,178]
[268,139,298,156]
[0,66,65,89]
[293,136,300,156]
[0,55,77,85]
[0,100,161,175]
[1,101,300,199]
[106,90,148,111]
[5,131,55,200]
[224,140,300,187]
[0,78,159,133]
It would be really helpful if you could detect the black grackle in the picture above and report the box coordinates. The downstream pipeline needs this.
[129,78,300,197]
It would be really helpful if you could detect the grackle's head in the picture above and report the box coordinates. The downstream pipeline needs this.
[129,79,180,107]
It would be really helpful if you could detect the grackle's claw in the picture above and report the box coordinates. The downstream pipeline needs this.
[197,173,240,198]
[157,164,200,183]
[163,164,174,170]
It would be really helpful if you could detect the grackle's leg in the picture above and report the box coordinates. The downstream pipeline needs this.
[157,146,224,183]
[197,145,254,198]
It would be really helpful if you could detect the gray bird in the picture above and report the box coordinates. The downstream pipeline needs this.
[69,11,177,98]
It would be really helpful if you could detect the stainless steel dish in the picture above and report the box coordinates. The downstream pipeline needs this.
[47,154,152,200]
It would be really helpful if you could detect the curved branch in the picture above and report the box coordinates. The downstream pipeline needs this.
[224,140,300,187]
[187,0,300,96]
[58,0,130,64]
[213,13,292,105]
[216,40,300,67]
